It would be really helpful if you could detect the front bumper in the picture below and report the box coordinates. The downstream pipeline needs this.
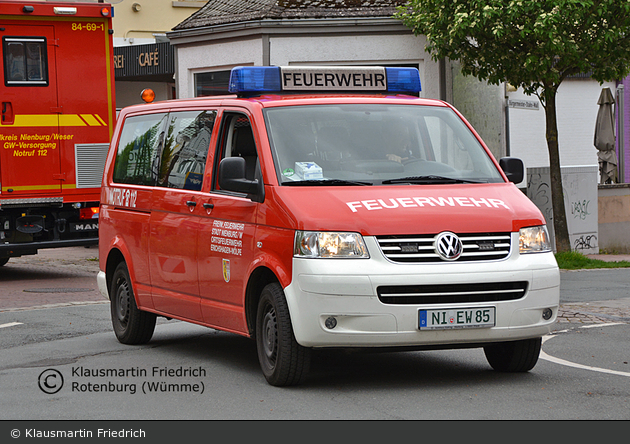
[97,270,109,300]
[284,235,559,348]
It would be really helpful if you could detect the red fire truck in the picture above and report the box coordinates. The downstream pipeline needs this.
[0,0,115,265]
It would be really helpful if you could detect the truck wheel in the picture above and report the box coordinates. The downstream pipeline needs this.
[110,262,156,345]
[0,258,9,267]
[256,282,311,386]
[484,337,541,372]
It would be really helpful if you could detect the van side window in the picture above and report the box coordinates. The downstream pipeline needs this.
[216,114,258,185]
[2,37,48,86]
[157,110,216,190]
[112,113,168,186]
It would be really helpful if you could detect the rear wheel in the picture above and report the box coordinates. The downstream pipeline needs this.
[484,337,542,372]
[110,262,156,344]
[256,282,311,386]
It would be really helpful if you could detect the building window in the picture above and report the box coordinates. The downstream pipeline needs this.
[194,70,231,97]
[3,37,48,86]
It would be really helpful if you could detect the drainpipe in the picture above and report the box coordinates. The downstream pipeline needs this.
[505,83,511,157]
[438,58,446,101]
[617,83,625,183]
[262,34,270,66]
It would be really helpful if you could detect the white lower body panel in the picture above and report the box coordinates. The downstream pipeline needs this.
[284,236,559,348]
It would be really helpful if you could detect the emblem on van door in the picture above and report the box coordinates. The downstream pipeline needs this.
[435,232,463,261]
[222,259,230,282]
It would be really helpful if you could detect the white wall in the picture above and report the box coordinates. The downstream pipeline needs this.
[175,38,264,98]
[451,62,506,161]
[175,33,441,100]
[269,34,438,99]
[508,79,616,177]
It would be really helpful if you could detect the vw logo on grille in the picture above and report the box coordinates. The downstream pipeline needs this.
[435,232,463,261]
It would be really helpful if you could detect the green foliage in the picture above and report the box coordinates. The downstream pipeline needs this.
[396,0,630,253]
[555,251,630,269]
[395,0,630,99]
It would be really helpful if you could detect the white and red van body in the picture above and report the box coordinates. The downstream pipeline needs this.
[98,66,559,386]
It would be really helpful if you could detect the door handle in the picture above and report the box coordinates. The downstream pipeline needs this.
[2,102,14,124]
[202,203,214,209]
[186,201,197,207]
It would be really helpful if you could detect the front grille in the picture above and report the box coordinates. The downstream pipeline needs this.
[376,232,511,263]
[377,281,528,305]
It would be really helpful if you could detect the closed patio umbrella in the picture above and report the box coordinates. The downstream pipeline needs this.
[594,87,618,183]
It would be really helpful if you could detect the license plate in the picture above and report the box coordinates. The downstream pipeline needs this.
[419,307,495,330]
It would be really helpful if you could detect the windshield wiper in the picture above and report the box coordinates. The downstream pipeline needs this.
[282,179,373,186]
[381,175,484,185]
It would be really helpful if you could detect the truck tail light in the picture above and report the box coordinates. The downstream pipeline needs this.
[80,207,99,220]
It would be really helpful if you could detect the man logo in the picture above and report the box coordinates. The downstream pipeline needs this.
[435,232,463,261]
[222,259,230,282]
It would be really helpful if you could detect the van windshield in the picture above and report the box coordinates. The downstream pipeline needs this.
[263,104,504,185]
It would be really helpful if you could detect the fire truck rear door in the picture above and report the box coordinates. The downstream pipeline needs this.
[1,24,62,196]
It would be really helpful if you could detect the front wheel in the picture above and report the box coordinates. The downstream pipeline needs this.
[256,283,311,386]
[0,257,9,267]
[484,337,541,372]
[110,262,156,345]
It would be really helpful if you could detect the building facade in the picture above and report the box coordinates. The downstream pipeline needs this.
[507,78,617,180]
[110,0,204,108]
[166,1,448,104]
[42,0,203,107]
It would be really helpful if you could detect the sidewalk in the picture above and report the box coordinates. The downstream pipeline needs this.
[559,253,630,325]
[585,253,630,262]
[558,299,630,324]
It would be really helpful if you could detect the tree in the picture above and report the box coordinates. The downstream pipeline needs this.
[396,0,630,252]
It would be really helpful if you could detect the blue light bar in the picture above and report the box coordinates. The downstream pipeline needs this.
[229,66,282,94]
[385,67,422,93]
[228,66,421,95]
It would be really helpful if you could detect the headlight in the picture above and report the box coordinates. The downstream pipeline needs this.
[519,226,552,253]
[294,231,369,258]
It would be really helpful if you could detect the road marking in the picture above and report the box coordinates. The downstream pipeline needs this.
[541,334,630,377]
[0,300,108,312]
[0,322,24,329]
[580,322,625,329]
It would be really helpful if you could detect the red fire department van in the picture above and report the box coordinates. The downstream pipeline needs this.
[0,1,115,265]
[98,66,559,386]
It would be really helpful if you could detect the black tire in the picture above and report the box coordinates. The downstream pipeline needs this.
[110,262,156,345]
[256,282,311,386]
[484,337,542,372]
[0,257,9,267]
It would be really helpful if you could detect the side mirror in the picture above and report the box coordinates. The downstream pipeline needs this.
[218,157,264,202]
[499,157,524,184]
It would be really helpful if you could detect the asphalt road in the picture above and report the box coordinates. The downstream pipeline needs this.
[0,246,104,311]
[560,267,630,302]
[0,248,628,422]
